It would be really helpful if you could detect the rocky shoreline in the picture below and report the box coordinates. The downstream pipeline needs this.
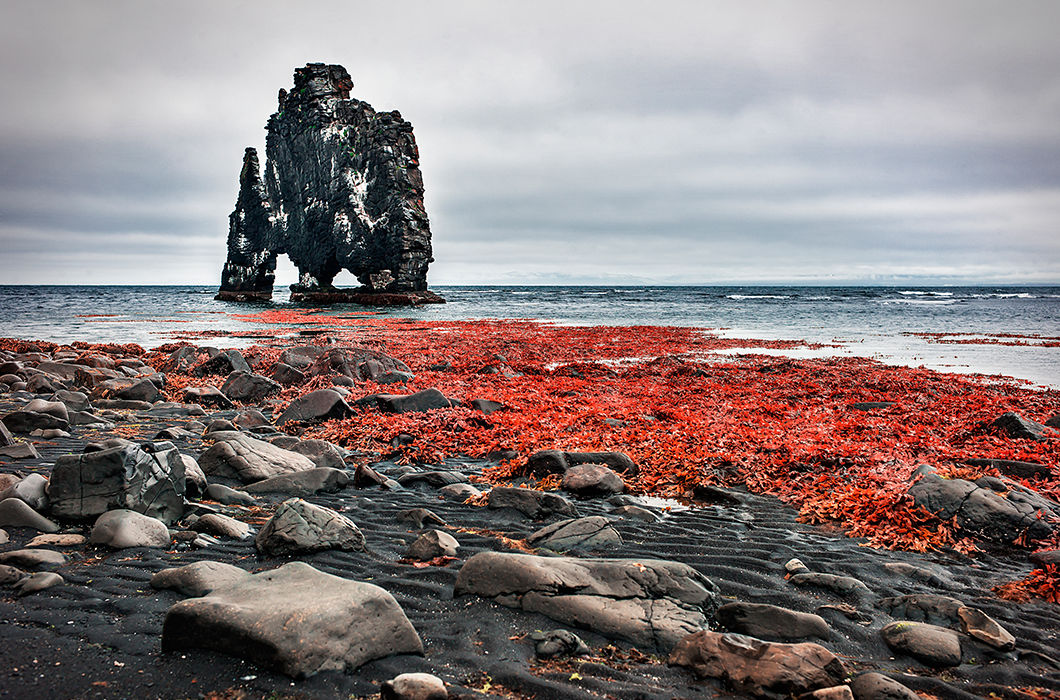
[0,335,1058,700]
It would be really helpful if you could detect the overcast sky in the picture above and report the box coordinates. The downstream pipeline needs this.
[1,1,1058,286]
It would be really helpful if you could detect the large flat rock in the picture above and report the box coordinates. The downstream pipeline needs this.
[162,561,423,677]
[198,431,316,483]
[454,552,719,652]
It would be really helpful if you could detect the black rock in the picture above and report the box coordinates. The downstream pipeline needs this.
[271,362,306,385]
[216,64,440,303]
[276,389,353,425]
[989,412,1054,441]
[357,388,456,414]
[487,487,578,520]
[221,371,281,402]
[192,350,251,377]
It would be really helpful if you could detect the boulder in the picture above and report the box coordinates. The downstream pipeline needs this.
[162,561,423,677]
[181,455,207,499]
[716,602,831,641]
[242,467,351,496]
[95,377,161,403]
[288,439,347,469]
[49,443,185,524]
[24,398,69,422]
[0,442,41,460]
[396,508,446,530]
[454,552,720,651]
[989,412,1055,441]
[191,513,251,539]
[849,672,921,700]
[469,398,505,415]
[144,402,207,418]
[397,470,469,488]
[0,498,59,532]
[221,371,281,402]
[90,509,171,548]
[880,621,961,667]
[0,473,49,511]
[487,487,578,520]
[276,389,353,425]
[406,530,459,561]
[198,431,316,483]
[381,673,447,700]
[51,389,91,411]
[306,347,412,382]
[356,388,457,414]
[279,346,325,370]
[531,629,591,659]
[525,449,638,477]
[27,533,86,547]
[561,463,626,496]
[204,483,257,506]
[668,631,847,697]
[526,516,622,551]
[192,349,251,377]
[438,483,481,501]
[255,498,366,556]
[909,473,1057,542]
[0,420,13,446]
[611,505,661,522]
[13,571,64,595]
[271,362,305,386]
[151,560,251,597]
[2,409,69,433]
[0,548,68,569]
[182,386,234,409]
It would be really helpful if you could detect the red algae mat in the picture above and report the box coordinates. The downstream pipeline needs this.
[155,311,1059,562]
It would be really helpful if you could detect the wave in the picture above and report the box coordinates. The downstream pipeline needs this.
[898,291,954,297]
[726,294,791,300]
[877,299,958,306]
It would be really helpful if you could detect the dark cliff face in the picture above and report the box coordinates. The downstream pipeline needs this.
[217,63,437,302]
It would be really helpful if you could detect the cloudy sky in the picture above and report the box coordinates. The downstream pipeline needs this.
[1,1,1058,285]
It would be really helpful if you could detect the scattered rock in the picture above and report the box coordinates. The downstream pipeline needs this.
[14,571,64,595]
[288,438,348,469]
[151,560,251,597]
[848,672,921,700]
[668,631,847,697]
[561,463,626,496]
[611,504,661,522]
[487,487,578,520]
[0,473,49,510]
[255,498,366,556]
[243,467,351,496]
[2,409,69,433]
[530,629,591,659]
[438,483,481,500]
[909,473,1056,542]
[880,621,961,667]
[0,442,40,460]
[96,377,161,403]
[24,398,69,422]
[397,470,469,488]
[0,498,60,532]
[233,408,271,429]
[0,548,68,569]
[144,402,208,418]
[0,564,26,584]
[204,483,256,506]
[454,552,720,651]
[192,349,251,377]
[27,533,86,547]
[357,388,457,414]
[989,412,1055,441]
[162,561,423,677]
[525,449,638,477]
[956,606,1016,651]
[526,516,622,551]
[182,386,234,409]
[788,572,872,599]
[221,371,281,402]
[191,513,251,539]
[716,602,831,641]
[876,594,964,625]
[406,530,459,560]
[50,443,186,524]
[381,673,447,700]
[963,458,1052,479]
[396,508,446,530]
[276,389,354,425]
[198,431,317,483]
[90,509,171,548]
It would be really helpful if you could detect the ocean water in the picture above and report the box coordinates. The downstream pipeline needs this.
[0,285,1057,388]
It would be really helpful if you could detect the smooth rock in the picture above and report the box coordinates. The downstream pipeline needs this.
[191,513,251,539]
[192,349,251,377]
[716,602,831,641]
[162,561,423,677]
[406,530,459,561]
[2,410,69,433]
[14,571,64,595]
[198,431,317,483]
[611,505,661,522]
[487,487,578,520]
[396,508,446,530]
[989,412,1055,441]
[880,621,961,667]
[526,516,622,551]
[530,629,591,659]
[381,673,447,700]
[90,509,171,549]
[27,533,86,547]
[0,548,68,569]
[289,439,348,469]
[255,498,366,556]
[182,454,207,499]
[909,473,1056,542]
[397,470,469,488]
[668,631,847,697]
[95,377,161,402]
[849,672,921,700]
[0,564,26,584]
[561,463,626,496]
[454,552,719,651]
[957,606,1016,651]
[243,467,351,496]
[526,449,638,477]
[0,498,60,532]
[276,389,353,425]
[0,473,49,510]
[357,388,457,414]
[221,371,281,402]
[24,398,69,422]
[204,483,257,506]
[182,386,234,409]
[0,442,41,460]
[438,483,481,501]
[151,560,251,597]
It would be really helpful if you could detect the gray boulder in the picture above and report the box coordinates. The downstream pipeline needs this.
[526,449,638,477]
[243,467,351,496]
[0,473,49,511]
[526,516,622,551]
[0,548,68,569]
[182,386,234,409]
[0,498,59,532]
[24,398,69,422]
[909,473,1057,542]
[2,409,69,434]
[406,530,459,561]
[152,560,251,597]
[356,388,457,414]
[288,439,348,469]
[849,673,921,700]
[255,498,366,556]
[191,513,251,539]
[162,561,423,677]
[90,509,171,548]
[192,349,251,377]
[276,389,353,425]
[198,431,316,483]
[14,571,64,596]
[989,412,1055,441]
[716,602,831,641]
[204,483,256,506]
[487,487,578,520]
[454,552,720,652]
[96,377,161,402]
[561,464,626,496]
[49,443,185,524]
[221,371,281,402]
[381,673,447,700]
[880,621,961,667]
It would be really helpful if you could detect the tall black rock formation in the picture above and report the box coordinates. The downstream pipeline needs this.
[217,63,441,304]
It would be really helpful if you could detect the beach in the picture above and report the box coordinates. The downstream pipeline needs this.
[0,313,1058,699]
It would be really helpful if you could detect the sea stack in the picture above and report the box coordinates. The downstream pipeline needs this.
[217,63,442,305]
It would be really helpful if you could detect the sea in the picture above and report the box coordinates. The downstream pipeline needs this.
[0,285,1057,389]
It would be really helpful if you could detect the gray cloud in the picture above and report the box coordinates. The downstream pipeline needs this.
[1,0,1058,285]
